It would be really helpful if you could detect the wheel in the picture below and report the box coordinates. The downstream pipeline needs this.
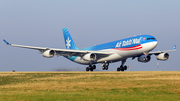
[102,66,105,70]
[90,67,93,71]
[86,67,89,71]
[93,65,96,69]
[120,66,124,71]
[117,67,120,71]
[105,66,108,70]
[124,65,127,70]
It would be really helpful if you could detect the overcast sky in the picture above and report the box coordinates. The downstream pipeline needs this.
[1,0,180,71]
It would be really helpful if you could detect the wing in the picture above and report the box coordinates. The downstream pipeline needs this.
[3,39,113,58]
[149,45,177,55]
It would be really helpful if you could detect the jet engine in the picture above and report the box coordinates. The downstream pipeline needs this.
[42,50,55,58]
[138,55,151,63]
[82,53,97,61]
[156,53,169,61]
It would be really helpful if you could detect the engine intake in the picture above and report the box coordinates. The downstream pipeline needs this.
[156,53,169,61]
[42,50,55,58]
[82,53,97,61]
[138,55,151,63]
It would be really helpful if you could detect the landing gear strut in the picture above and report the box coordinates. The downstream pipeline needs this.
[86,65,96,71]
[117,60,127,72]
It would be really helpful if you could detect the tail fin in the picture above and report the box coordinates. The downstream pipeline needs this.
[62,28,79,50]
[174,45,176,50]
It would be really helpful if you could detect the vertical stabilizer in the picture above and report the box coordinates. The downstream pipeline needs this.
[62,28,79,50]
[174,45,176,50]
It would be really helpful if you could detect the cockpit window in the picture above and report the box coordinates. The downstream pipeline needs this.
[147,38,156,40]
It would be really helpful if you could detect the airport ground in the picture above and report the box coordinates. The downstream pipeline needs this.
[0,71,180,101]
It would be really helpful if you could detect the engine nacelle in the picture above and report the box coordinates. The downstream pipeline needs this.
[42,50,55,58]
[138,55,151,63]
[156,53,169,61]
[82,53,97,61]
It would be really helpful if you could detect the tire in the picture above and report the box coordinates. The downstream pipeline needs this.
[117,67,120,71]
[124,66,127,70]
[120,66,124,71]
[86,67,89,71]
[90,67,93,71]
[93,65,96,69]
[102,66,105,70]
[105,66,108,70]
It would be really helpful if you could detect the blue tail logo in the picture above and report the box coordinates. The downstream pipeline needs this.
[66,37,71,49]
[62,28,79,50]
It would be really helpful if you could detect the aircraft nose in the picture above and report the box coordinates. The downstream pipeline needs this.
[154,41,158,47]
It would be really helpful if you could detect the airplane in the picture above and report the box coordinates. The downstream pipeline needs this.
[3,28,176,71]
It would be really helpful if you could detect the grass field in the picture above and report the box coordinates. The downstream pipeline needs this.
[0,71,180,101]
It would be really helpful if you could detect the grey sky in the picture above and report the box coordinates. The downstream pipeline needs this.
[1,0,180,71]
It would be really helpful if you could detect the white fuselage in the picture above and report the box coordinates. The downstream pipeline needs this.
[73,41,158,65]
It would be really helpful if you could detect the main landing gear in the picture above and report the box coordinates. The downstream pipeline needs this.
[86,60,128,72]
[117,60,127,72]
[86,62,109,71]
[86,65,96,71]
[102,63,109,70]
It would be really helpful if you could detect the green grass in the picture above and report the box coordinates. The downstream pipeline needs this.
[0,71,180,101]
[1,90,180,101]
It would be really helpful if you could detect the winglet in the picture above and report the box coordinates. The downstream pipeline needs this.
[3,39,10,45]
[174,45,176,50]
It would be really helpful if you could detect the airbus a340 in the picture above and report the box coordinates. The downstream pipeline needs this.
[3,28,176,71]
